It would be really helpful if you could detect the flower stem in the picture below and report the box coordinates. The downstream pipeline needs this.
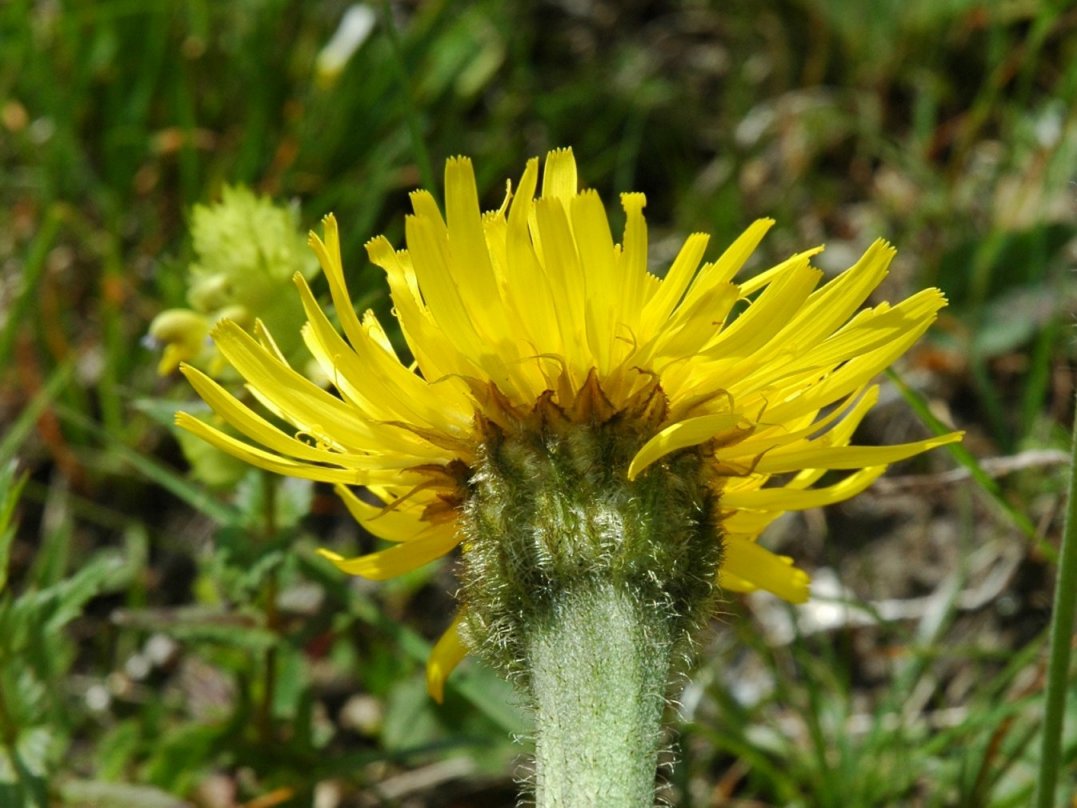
[528,582,671,808]
[1034,393,1077,808]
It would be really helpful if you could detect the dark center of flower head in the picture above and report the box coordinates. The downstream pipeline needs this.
[456,370,725,684]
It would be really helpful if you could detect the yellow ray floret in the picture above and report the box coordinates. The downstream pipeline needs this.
[179,148,962,699]
[426,613,468,704]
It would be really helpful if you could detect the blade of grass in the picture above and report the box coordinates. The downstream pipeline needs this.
[0,359,75,468]
[52,403,241,525]
[887,368,1056,563]
[1020,316,1062,438]
[0,206,62,371]
[969,354,1012,452]
[379,0,436,192]
[1033,393,1077,808]
[978,718,1039,804]
[1014,4,1066,108]
[0,462,29,593]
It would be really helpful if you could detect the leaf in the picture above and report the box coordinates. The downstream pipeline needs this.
[0,746,48,808]
[2,668,49,728]
[143,723,224,794]
[0,725,55,807]
[57,780,190,808]
[12,727,53,778]
[95,720,143,782]
[381,674,445,752]
[7,552,129,659]
[111,606,279,652]
[971,284,1065,358]
[270,642,309,722]
[43,555,129,635]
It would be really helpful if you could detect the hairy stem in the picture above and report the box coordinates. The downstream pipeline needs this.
[528,582,671,808]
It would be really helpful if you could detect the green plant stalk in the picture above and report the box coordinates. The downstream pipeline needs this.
[259,570,279,743]
[1034,393,1077,808]
[528,582,671,807]
[258,471,280,743]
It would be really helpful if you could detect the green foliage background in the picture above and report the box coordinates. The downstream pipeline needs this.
[0,1,1074,806]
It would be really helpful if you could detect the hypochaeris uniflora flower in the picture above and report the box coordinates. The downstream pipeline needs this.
[177,149,961,706]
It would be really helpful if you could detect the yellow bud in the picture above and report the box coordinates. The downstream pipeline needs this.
[213,304,251,328]
[147,309,210,376]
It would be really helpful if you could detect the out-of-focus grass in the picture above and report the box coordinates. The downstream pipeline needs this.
[0,1,1074,805]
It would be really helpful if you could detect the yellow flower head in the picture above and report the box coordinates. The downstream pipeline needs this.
[177,149,960,700]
